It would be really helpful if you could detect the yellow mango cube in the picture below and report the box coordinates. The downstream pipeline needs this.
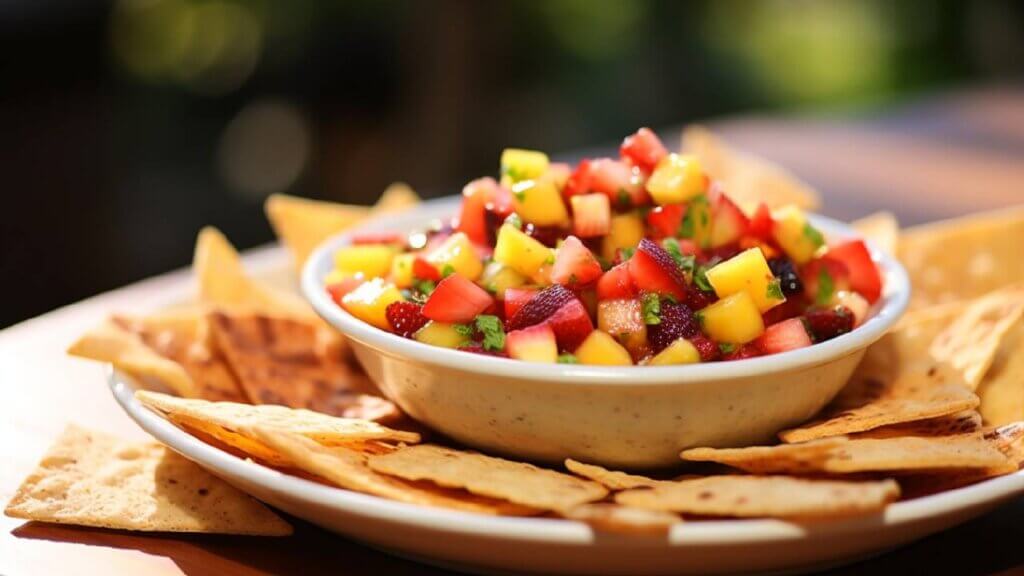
[601,211,645,261]
[425,232,483,281]
[341,278,405,329]
[413,321,470,348]
[698,291,765,344]
[772,206,824,264]
[575,330,633,365]
[494,224,552,278]
[333,244,398,279]
[511,179,570,227]
[501,148,549,183]
[480,261,527,298]
[649,338,700,365]
[389,253,416,288]
[681,195,712,248]
[705,248,785,312]
[645,154,706,205]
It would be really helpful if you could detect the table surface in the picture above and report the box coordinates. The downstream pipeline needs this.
[4,86,1024,576]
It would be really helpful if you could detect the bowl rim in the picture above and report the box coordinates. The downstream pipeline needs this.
[302,195,910,385]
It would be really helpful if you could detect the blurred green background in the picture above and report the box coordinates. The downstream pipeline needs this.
[2,0,1022,327]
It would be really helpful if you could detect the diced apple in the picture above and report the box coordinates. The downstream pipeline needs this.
[648,338,700,365]
[480,261,527,299]
[333,244,398,279]
[574,330,633,365]
[698,291,765,344]
[570,193,611,238]
[426,232,483,281]
[511,179,570,227]
[772,206,824,264]
[413,321,470,349]
[422,274,494,323]
[755,317,812,355]
[506,323,558,363]
[704,247,785,313]
[341,278,406,329]
[494,224,552,278]
[597,299,647,355]
[501,148,549,184]
[551,236,602,287]
[645,154,706,205]
[389,253,416,288]
[601,211,645,261]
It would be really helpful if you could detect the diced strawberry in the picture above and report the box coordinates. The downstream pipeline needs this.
[747,202,774,240]
[824,240,883,304]
[688,335,720,362]
[571,193,611,238]
[326,277,362,304]
[458,342,509,357]
[804,305,855,342]
[506,323,558,362]
[755,317,812,355]
[589,158,648,208]
[503,287,538,320]
[564,158,595,198]
[648,300,700,353]
[422,275,494,323]
[761,297,804,326]
[485,183,515,218]
[525,223,564,248]
[547,299,594,351]
[351,231,405,246]
[722,343,762,361]
[546,162,571,189]
[386,301,429,338]
[413,256,441,281]
[507,284,577,331]
[619,127,668,173]
[628,239,687,300]
[551,236,603,287]
[802,257,851,303]
[456,177,495,245]
[597,262,637,301]
[646,204,686,240]
[709,193,750,247]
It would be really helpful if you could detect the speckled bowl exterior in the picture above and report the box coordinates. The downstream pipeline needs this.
[303,197,910,469]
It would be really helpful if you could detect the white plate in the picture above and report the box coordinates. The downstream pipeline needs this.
[111,369,1024,575]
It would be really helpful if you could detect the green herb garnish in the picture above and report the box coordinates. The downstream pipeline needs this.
[619,247,636,261]
[803,222,825,249]
[816,268,835,305]
[662,238,696,276]
[474,315,506,352]
[440,264,456,279]
[453,323,475,337]
[694,265,713,292]
[557,353,579,364]
[766,277,784,301]
[641,293,662,325]
[617,189,632,209]
[504,213,523,230]
[719,343,736,354]
[413,278,436,296]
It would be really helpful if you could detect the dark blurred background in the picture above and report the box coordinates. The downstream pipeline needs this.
[2,0,1023,327]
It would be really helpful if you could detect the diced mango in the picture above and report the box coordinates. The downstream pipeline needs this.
[597,299,647,354]
[324,268,358,285]
[575,330,633,365]
[333,244,398,279]
[425,232,483,281]
[645,154,706,205]
[649,338,700,365]
[389,253,416,288]
[501,148,549,184]
[705,248,785,313]
[680,195,712,249]
[601,211,645,261]
[511,179,570,227]
[506,324,558,363]
[413,321,470,348]
[772,206,824,264]
[480,261,527,299]
[698,291,765,344]
[494,224,552,278]
[341,278,405,329]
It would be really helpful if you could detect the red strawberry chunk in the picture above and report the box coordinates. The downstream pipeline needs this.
[747,202,774,240]
[709,193,750,247]
[456,177,495,245]
[688,335,720,362]
[547,299,594,351]
[326,277,362,305]
[507,284,577,331]
[802,257,851,303]
[386,301,430,338]
[422,275,494,323]
[551,236,603,287]
[503,287,538,320]
[628,239,687,300]
[620,127,667,173]
[413,256,441,281]
[648,300,700,353]
[564,158,595,198]
[825,239,882,304]
[597,262,637,301]
[755,317,812,355]
[351,232,405,246]
[804,305,855,342]
[459,342,508,357]
[589,158,648,208]
[722,343,763,361]
[646,204,686,240]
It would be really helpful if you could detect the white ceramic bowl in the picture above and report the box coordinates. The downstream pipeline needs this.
[303,197,910,468]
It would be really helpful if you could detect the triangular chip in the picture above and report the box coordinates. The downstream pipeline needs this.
[564,459,662,490]
[897,423,1024,498]
[246,427,536,516]
[851,410,982,439]
[372,182,421,213]
[978,318,1024,426]
[560,503,680,535]
[681,126,820,210]
[367,445,608,512]
[851,211,899,255]
[136,390,417,467]
[681,438,848,475]
[4,425,291,535]
[616,476,899,519]
[265,194,371,270]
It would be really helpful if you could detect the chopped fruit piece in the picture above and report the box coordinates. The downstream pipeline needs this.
[326,276,362,305]
[341,278,406,329]
[755,317,812,355]
[761,297,804,326]
[506,323,558,363]
[389,253,416,288]
[831,290,870,326]
[804,305,855,342]
[333,244,398,279]
[597,262,637,301]
[500,148,549,183]
[685,286,717,311]
[597,299,647,355]
[678,194,712,248]
[414,321,471,349]
[413,256,441,281]
[456,177,495,245]
[722,343,762,361]
[503,287,538,320]
[601,211,645,261]
[802,257,851,305]
[386,301,429,338]
[570,193,611,238]
[507,284,576,331]
[544,162,571,190]
[511,179,570,227]
[480,261,527,299]
[574,330,632,365]
[458,342,508,357]
[772,206,824,264]
[645,154,706,205]
[564,158,595,198]
[547,299,595,351]
[589,159,647,208]
[824,239,882,303]
[628,239,687,300]
[649,338,700,365]
[709,192,750,248]
[648,301,700,353]
[425,232,483,281]
[704,247,785,313]
[494,224,552,278]
[689,335,720,362]
[619,127,668,173]
[646,204,686,239]
[351,231,405,246]
[422,275,494,324]
[698,291,765,344]
[551,236,603,287]
[747,202,774,240]
[767,257,803,296]
[485,183,515,221]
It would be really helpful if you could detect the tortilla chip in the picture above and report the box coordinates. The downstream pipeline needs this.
[899,205,1024,309]
[367,445,608,512]
[560,503,680,535]
[246,427,536,516]
[852,211,899,255]
[616,476,899,518]
[681,126,820,210]
[206,311,393,420]
[136,390,417,467]
[851,410,982,439]
[372,182,421,213]
[929,287,1024,390]
[564,459,662,490]
[4,425,291,535]
[682,438,848,475]
[898,423,1024,498]
[978,318,1024,426]
[265,194,371,270]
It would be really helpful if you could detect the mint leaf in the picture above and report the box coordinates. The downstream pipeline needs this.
[719,342,736,354]
[766,277,784,301]
[475,315,506,351]
[678,194,708,239]
[453,323,475,337]
[803,222,825,249]
[413,278,436,296]
[816,268,835,305]
[641,293,662,325]
[662,238,696,276]
[694,265,713,292]
[441,264,456,279]
[617,189,631,209]
[557,353,579,364]
[619,247,636,260]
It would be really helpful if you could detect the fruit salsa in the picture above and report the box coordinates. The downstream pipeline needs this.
[325,128,884,365]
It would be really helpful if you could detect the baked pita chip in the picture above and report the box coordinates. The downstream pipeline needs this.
[898,423,1024,498]
[978,318,1024,426]
[616,476,899,518]
[851,410,982,439]
[564,459,662,490]
[4,425,291,535]
[852,211,899,255]
[681,125,820,210]
[560,503,680,535]
[372,182,421,213]
[367,445,608,512]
